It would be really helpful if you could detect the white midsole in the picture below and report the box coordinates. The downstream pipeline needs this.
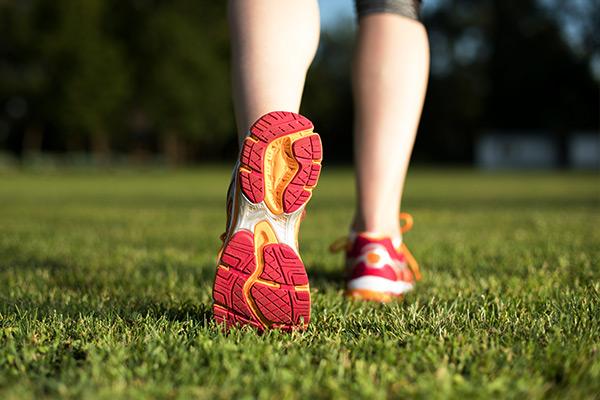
[233,192,304,254]
[227,158,304,253]
[347,276,414,295]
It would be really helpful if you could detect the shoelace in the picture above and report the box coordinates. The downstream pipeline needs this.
[328,212,422,281]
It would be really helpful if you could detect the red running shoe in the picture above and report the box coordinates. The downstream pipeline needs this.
[330,213,422,302]
[212,111,322,331]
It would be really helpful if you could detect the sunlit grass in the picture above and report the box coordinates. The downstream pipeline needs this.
[1,167,598,399]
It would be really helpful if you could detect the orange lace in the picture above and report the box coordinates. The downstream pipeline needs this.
[328,212,422,281]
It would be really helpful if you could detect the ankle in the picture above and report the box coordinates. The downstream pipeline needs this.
[351,216,402,243]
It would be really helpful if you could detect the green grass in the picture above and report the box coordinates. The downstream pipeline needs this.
[1,167,599,399]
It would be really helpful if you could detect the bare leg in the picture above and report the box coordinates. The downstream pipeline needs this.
[214,1,322,330]
[352,13,429,240]
[229,0,320,140]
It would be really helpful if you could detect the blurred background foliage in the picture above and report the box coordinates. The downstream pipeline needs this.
[0,0,598,165]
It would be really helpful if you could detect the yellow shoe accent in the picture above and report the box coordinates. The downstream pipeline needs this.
[263,130,314,215]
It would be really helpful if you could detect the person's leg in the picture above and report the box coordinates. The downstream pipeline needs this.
[229,0,320,139]
[352,9,429,240]
[213,0,323,330]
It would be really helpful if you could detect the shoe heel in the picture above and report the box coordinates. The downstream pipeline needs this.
[213,227,311,331]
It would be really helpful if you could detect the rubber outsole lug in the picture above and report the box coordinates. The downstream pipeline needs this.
[213,230,310,331]
[238,111,321,213]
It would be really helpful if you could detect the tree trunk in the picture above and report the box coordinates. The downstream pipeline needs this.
[22,125,43,157]
[66,134,84,153]
[91,130,111,165]
[161,130,185,167]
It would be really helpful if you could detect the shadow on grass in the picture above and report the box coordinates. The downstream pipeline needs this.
[1,249,216,324]
[119,299,213,324]
[2,295,214,326]
[0,247,76,274]
[309,264,345,291]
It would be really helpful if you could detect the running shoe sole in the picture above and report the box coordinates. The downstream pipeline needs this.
[212,111,322,331]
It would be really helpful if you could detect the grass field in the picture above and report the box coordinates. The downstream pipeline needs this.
[0,167,599,399]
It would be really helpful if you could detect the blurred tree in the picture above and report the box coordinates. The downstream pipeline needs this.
[417,0,599,163]
[0,1,48,155]
[119,0,232,165]
[1,0,597,164]
[486,0,597,130]
[42,0,130,161]
[302,22,355,163]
